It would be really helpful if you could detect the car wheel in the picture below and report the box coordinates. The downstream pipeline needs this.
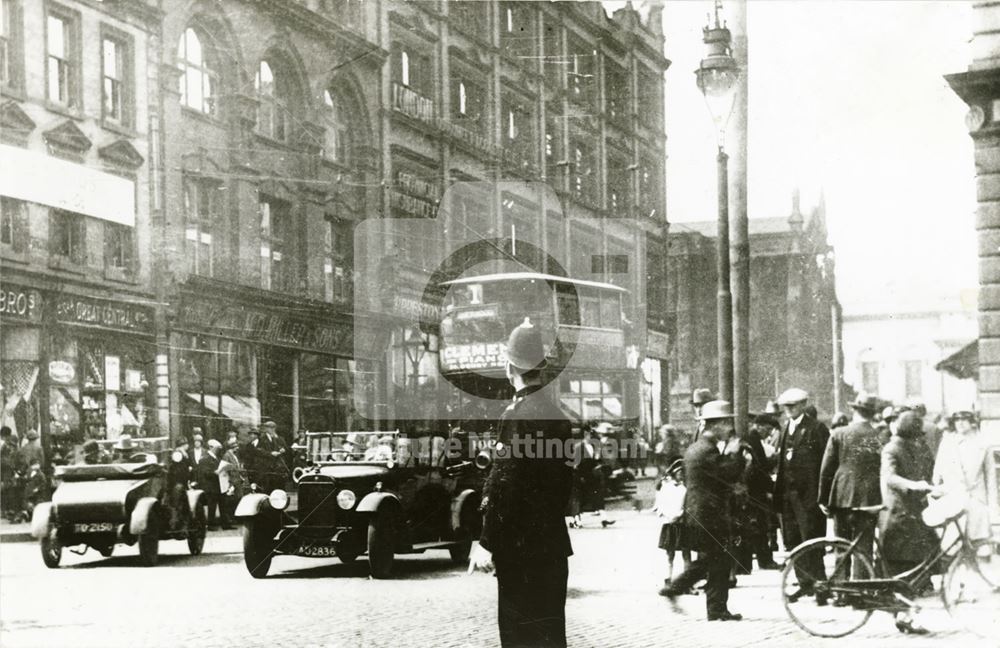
[138,515,160,567]
[96,544,115,558]
[187,502,207,556]
[449,496,480,564]
[243,519,274,579]
[41,530,62,569]
[367,507,397,579]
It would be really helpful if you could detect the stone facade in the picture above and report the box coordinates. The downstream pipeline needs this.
[666,194,844,429]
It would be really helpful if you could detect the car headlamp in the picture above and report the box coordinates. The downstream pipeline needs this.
[171,450,184,463]
[336,489,357,510]
[268,489,289,511]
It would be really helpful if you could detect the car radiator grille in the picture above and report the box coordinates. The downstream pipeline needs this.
[297,481,337,528]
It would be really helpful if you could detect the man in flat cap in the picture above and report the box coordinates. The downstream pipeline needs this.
[818,392,883,577]
[660,400,745,620]
[471,318,573,647]
[773,388,829,594]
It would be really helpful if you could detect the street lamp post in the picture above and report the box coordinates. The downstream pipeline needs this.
[696,2,740,404]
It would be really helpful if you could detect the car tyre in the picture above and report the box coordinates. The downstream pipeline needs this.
[449,497,480,564]
[41,529,62,569]
[96,544,115,558]
[138,514,160,567]
[243,519,274,579]
[187,502,207,556]
[367,507,397,579]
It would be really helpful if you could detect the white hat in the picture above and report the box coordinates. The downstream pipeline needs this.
[777,388,809,406]
[698,400,735,421]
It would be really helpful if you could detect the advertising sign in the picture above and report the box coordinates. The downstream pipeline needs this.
[440,342,507,372]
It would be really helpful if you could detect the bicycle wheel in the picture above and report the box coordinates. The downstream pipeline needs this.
[942,552,1000,638]
[781,537,875,638]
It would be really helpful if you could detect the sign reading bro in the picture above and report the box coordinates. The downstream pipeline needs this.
[0,283,41,321]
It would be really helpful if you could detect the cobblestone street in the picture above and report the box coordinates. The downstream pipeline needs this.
[1,510,993,648]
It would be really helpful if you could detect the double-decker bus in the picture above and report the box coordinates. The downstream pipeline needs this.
[436,272,635,431]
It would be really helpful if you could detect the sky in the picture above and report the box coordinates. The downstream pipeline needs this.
[644,0,978,316]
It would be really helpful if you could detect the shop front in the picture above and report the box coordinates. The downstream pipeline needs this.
[1,281,158,467]
[171,285,383,445]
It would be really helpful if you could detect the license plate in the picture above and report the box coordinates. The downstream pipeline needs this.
[73,522,114,533]
[299,544,337,557]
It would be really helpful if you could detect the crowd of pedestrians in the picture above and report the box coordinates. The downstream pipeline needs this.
[653,386,994,634]
[0,426,49,523]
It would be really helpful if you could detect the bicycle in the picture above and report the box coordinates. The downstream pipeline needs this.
[780,499,1000,638]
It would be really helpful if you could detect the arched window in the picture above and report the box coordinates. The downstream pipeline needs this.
[323,89,351,163]
[177,27,217,115]
[256,59,287,141]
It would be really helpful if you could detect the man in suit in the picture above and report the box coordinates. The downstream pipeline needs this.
[258,419,289,491]
[818,393,883,577]
[189,430,206,472]
[773,388,829,596]
[194,439,223,529]
[660,400,746,621]
[470,319,574,647]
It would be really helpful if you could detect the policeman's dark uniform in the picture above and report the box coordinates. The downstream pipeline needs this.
[480,321,573,648]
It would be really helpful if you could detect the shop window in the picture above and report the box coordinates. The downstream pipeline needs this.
[177,27,217,115]
[1,0,22,91]
[105,223,133,272]
[323,89,351,164]
[301,354,374,433]
[101,31,133,128]
[0,196,26,252]
[183,176,220,277]
[324,219,353,306]
[50,209,85,264]
[259,194,295,291]
[1,326,40,444]
[500,2,534,61]
[560,376,622,421]
[48,336,81,441]
[46,6,80,108]
[180,335,258,439]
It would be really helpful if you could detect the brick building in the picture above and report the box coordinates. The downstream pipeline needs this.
[0,0,161,463]
[666,192,844,429]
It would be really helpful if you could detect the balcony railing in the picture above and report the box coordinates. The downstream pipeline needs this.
[391,83,436,126]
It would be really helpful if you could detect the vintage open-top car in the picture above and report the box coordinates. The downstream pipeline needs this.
[30,443,207,568]
[236,430,486,579]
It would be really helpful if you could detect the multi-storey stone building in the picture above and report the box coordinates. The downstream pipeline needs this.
[946,0,1000,530]
[0,0,161,463]
[155,0,668,443]
[666,193,844,429]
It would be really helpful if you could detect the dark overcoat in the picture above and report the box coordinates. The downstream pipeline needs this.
[774,414,829,506]
[480,385,573,561]
[194,452,221,495]
[879,436,937,563]
[682,436,744,551]
[818,420,883,509]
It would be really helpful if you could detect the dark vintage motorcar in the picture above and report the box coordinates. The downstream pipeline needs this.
[30,451,207,568]
[236,431,486,579]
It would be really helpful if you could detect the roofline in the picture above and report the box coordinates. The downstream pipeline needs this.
[440,272,628,293]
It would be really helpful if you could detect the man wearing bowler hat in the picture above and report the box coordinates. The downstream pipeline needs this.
[818,392,883,577]
[690,388,714,440]
[659,400,745,620]
[773,388,829,597]
[470,318,573,647]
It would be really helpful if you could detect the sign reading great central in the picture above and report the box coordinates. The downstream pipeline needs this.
[54,294,154,334]
[179,298,354,356]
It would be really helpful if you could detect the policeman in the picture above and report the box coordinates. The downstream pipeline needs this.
[470,318,573,648]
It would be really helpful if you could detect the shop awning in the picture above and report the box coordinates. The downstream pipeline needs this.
[186,393,260,425]
[935,340,978,381]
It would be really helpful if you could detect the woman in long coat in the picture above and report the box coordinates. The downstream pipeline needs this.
[933,411,992,549]
[879,411,937,634]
